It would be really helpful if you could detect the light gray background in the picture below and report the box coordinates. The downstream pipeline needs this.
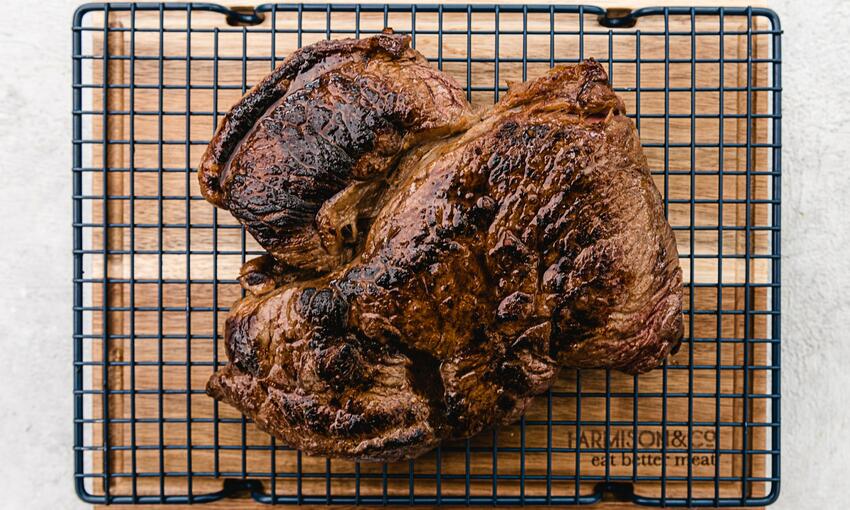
[0,1,846,508]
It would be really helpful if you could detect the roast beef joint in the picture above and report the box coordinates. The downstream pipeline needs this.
[198,32,683,461]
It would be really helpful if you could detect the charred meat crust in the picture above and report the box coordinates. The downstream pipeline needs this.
[198,32,472,273]
[201,40,683,462]
[198,32,415,207]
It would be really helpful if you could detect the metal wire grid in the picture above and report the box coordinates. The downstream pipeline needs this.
[72,3,781,506]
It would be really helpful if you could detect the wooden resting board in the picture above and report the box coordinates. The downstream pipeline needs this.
[79,3,775,508]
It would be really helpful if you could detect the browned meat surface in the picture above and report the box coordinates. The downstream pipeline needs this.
[198,32,472,273]
[200,34,683,462]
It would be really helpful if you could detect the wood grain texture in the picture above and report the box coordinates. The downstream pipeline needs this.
[81,4,775,508]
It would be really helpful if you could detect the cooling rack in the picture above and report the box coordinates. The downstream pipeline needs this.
[72,3,781,506]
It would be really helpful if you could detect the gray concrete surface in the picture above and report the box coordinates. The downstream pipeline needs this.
[768,1,850,507]
[0,1,846,508]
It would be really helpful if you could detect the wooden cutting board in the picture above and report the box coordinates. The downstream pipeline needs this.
[80,1,775,508]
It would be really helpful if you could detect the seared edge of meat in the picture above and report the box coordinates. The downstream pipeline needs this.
[198,32,473,273]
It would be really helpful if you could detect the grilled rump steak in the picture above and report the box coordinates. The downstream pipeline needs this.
[200,33,683,461]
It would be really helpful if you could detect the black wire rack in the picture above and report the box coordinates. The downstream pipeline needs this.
[72,3,781,506]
